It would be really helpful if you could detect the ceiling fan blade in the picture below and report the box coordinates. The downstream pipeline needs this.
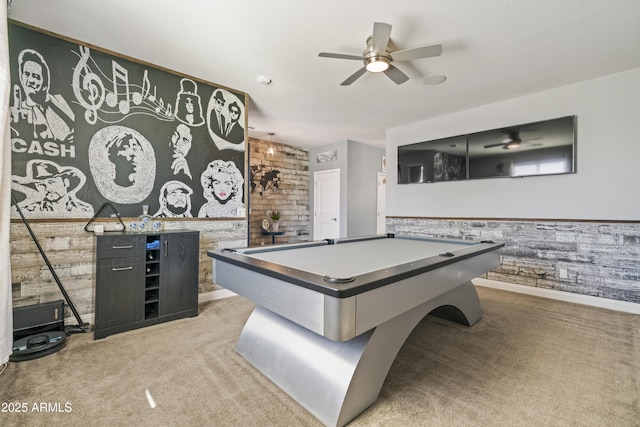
[391,44,443,62]
[384,64,409,85]
[371,22,392,52]
[319,52,363,61]
[341,67,367,86]
[484,143,507,149]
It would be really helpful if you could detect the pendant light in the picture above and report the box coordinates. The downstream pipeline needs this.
[266,132,276,157]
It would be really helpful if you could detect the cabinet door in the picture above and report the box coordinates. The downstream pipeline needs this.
[95,256,143,331]
[160,232,199,316]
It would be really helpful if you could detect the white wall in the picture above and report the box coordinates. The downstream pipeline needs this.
[386,67,640,221]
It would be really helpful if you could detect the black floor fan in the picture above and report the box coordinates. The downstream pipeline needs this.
[10,194,92,362]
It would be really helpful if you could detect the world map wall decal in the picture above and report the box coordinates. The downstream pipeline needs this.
[250,163,280,197]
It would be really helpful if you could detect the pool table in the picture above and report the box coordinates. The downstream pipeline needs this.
[208,234,503,427]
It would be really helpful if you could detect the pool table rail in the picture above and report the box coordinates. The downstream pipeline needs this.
[208,234,504,299]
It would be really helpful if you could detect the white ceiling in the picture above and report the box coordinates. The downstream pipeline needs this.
[8,0,640,149]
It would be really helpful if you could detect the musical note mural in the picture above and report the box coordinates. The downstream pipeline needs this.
[9,21,247,219]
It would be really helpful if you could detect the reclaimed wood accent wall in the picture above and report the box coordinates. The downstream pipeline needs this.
[247,137,310,246]
[387,217,640,303]
[10,220,247,318]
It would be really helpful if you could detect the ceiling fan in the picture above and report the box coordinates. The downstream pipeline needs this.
[318,22,443,86]
[484,131,542,150]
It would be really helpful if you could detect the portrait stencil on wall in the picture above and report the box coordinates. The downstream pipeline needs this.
[199,160,244,218]
[174,78,205,127]
[11,159,93,218]
[154,180,193,218]
[8,20,248,219]
[169,123,193,179]
[206,88,246,151]
[88,126,156,204]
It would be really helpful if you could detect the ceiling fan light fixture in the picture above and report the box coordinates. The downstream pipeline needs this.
[364,56,390,72]
[505,141,521,149]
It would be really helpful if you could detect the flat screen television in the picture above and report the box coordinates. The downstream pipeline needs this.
[397,135,467,183]
[397,115,576,184]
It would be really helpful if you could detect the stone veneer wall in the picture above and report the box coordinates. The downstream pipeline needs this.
[387,217,640,303]
[247,137,309,246]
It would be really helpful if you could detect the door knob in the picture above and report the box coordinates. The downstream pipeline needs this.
[331,218,337,221]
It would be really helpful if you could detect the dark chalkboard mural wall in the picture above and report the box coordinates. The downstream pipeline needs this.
[8,21,247,220]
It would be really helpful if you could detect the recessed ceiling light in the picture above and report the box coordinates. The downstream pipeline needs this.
[423,75,447,85]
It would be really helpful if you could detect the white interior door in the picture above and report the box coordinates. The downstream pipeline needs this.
[314,169,340,240]
[376,173,386,234]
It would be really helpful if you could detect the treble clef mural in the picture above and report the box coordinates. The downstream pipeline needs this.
[72,46,106,125]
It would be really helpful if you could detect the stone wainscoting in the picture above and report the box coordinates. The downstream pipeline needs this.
[387,217,640,303]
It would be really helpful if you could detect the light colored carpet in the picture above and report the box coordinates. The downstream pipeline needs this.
[1,287,638,426]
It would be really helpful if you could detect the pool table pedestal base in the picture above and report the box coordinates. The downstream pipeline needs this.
[236,280,481,427]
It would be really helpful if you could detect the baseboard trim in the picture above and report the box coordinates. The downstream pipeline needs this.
[473,278,640,315]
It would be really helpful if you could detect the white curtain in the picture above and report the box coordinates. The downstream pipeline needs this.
[1,0,14,364]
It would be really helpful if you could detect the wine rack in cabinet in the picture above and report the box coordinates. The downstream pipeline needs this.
[144,235,161,320]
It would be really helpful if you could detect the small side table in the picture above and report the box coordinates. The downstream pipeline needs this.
[262,230,285,244]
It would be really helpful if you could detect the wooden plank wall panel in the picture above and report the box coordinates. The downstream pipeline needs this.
[248,137,310,246]
[10,219,247,318]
